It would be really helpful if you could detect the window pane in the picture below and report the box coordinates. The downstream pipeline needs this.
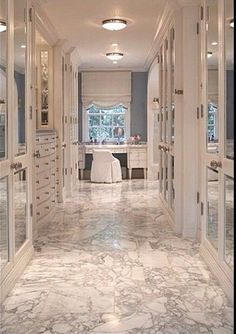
[14,0,27,156]
[206,167,219,250]
[101,127,112,139]
[113,115,125,127]
[89,127,100,139]
[87,105,99,113]
[0,176,9,270]
[206,0,219,152]
[0,0,7,160]
[224,176,234,269]
[101,115,112,126]
[89,115,100,127]
[225,0,234,159]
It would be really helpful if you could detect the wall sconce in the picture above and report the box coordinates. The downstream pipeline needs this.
[152,98,159,110]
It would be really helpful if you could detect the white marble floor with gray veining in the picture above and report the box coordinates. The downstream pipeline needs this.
[1,180,234,334]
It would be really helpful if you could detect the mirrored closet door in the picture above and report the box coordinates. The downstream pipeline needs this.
[158,26,175,217]
[201,0,234,293]
[0,0,33,290]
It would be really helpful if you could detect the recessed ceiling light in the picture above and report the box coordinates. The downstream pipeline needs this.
[207,51,213,58]
[21,44,26,48]
[113,61,118,64]
[106,52,124,61]
[112,43,118,47]
[102,19,127,31]
[230,19,234,28]
[211,41,217,46]
[0,20,6,33]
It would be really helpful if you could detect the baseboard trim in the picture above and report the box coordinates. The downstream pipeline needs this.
[199,243,233,304]
[1,245,34,302]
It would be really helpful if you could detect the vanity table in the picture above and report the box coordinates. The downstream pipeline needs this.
[78,143,147,179]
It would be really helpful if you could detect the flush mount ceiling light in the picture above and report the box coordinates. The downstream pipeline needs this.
[211,41,218,46]
[106,52,124,61]
[0,20,6,33]
[207,51,213,58]
[102,19,127,31]
[229,19,234,28]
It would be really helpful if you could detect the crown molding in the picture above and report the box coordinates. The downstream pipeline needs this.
[33,0,59,46]
[144,2,175,71]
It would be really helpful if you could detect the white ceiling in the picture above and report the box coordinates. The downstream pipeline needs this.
[37,0,168,71]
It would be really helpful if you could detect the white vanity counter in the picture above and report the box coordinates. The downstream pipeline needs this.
[78,143,148,179]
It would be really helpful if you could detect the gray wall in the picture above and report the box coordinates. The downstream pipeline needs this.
[78,71,148,142]
[131,72,147,141]
[226,70,234,139]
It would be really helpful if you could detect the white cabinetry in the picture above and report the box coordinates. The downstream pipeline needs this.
[128,146,147,179]
[35,129,57,225]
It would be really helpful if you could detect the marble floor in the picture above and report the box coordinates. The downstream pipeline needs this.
[1,180,234,334]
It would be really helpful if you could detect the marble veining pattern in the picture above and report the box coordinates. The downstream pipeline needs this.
[1,180,234,333]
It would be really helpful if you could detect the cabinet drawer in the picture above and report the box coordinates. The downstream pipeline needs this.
[36,201,51,220]
[35,156,51,174]
[36,187,51,205]
[36,170,51,189]
[129,152,147,161]
[130,160,147,168]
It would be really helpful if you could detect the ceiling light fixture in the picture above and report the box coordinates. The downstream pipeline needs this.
[102,19,127,31]
[21,44,26,48]
[207,51,213,58]
[211,41,218,46]
[0,20,6,33]
[229,19,234,28]
[106,52,124,61]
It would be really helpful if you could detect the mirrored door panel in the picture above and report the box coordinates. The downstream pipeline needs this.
[14,169,27,253]
[160,46,164,142]
[0,0,7,161]
[163,152,168,201]
[225,0,234,159]
[164,39,168,143]
[14,0,27,156]
[224,175,233,269]
[170,155,175,210]
[170,28,175,144]
[206,167,219,250]
[0,176,9,269]
[206,0,219,153]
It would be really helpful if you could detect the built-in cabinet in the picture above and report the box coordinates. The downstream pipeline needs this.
[199,0,234,302]
[35,129,57,225]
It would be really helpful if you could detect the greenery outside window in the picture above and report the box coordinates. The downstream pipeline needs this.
[87,104,127,141]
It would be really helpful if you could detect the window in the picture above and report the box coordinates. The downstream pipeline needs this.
[208,102,217,142]
[86,104,127,141]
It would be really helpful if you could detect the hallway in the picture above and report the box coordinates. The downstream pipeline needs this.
[1,180,233,334]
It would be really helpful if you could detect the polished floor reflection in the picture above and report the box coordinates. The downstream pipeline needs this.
[1,180,233,334]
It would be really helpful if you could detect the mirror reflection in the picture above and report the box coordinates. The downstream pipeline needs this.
[206,0,219,154]
[36,31,50,127]
[164,39,168,143]
[0,0,7,160]
[171,28,175,144]
[207,167,219,250]
[0,176,9,270]
[14,169,27,253]
[224,176,234,269]
[14,0,27,156]
[225,0,234,159]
